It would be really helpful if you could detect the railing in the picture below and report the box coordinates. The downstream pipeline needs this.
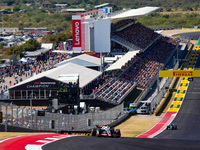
[111,35,141,50]
[150,61,179,112]
[116,83,137,104]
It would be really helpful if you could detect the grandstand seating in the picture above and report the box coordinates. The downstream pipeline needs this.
[85,24,177,104]
[95,78,134,104]
[111,19,135,32]
[121,38,176,88]
[113,23,159,49]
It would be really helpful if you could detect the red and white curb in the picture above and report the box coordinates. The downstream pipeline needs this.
[25,134,76,150]
[0,133,78,150]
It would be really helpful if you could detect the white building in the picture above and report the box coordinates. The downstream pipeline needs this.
[71,6,160,53]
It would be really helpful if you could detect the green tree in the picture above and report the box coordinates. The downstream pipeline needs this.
[13,6,21,12]
[23,39,41,51]
[41,31,72,44]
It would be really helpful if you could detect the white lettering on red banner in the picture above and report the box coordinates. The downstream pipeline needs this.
[72,20,81,47]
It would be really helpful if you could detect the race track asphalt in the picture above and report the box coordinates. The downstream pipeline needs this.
[155,76,200,140]
[42,136,200,150]
[172,31,200,40]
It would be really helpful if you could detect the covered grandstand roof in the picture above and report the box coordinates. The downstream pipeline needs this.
[110,6,160,21]
[105,50,139,71]
[55,54,101,68]
[9,62,102,89]
[95,3,110,8]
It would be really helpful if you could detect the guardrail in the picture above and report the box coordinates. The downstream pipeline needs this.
[116,83,137,104]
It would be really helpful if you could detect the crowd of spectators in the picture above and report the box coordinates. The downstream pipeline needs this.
[111,19,135,32]
[121,38,176,88]
[0,51,71,93]
[93,77,134,103]
[113,23,159,49]
[90,36,176,103]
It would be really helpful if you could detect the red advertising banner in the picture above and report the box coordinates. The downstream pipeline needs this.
[72,20,82,47]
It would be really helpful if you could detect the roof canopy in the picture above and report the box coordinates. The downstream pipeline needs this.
[52,50,73,54]
[106,50,139,71]
[110,6,160,21]
[95,3,110,8]
[9,62,102,89]
[66,8,85,12]
[55,54,101,68]
[58,74,79,83]
[41,43,53,49]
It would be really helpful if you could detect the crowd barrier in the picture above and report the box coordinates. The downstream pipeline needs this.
[0,102,124,132]
[152,39,192,114]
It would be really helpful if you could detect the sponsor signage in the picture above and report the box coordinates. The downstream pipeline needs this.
[188,77,193,81]
[9,77,59,90]
[72,19,81,47]
[159,70,200,77]
[61,131,91,136]
[27,81,56,89]
[173,71,192,77]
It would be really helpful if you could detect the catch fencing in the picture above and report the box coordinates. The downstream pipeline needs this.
[0,102,124,132]
[150,60,179,112]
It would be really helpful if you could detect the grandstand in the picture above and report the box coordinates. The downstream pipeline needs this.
[72,6,179,106]
[89,36,178,104]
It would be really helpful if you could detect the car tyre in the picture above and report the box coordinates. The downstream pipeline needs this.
[96,129,101,137]
[91,128,96,136]
[115,129,121,138]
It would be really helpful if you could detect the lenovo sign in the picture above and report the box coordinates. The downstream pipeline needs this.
[72,20,81,47]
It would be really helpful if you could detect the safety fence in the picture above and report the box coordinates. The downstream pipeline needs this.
[0,102,124,132]
[150,39,191,112]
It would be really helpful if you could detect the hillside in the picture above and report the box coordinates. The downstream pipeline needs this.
[1,0,200,11]
[0,0,199,31]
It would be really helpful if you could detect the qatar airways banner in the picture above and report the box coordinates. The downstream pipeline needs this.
[72,18,82,48]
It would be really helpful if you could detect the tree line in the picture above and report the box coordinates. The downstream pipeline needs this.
[5,39,41,60]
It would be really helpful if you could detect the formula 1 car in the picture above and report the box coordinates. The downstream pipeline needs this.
[166,124,177,130]
[91,125,121,138]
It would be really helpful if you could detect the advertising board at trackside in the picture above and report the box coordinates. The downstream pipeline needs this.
[60,131,91,136]
[159,70,200,77]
